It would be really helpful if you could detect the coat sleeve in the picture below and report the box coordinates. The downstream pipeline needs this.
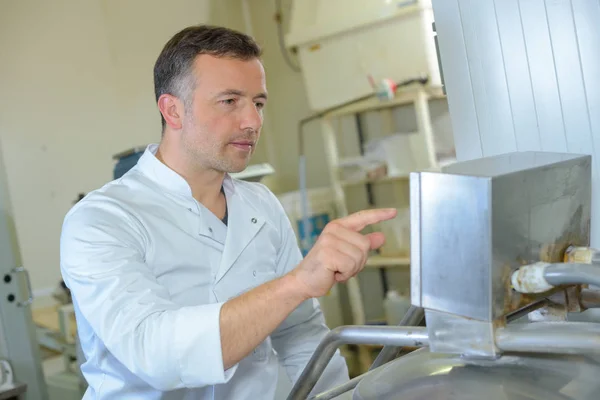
[268,195,350,396]
[60,199,238,391]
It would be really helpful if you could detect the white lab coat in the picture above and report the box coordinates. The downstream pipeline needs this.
[59,144,349,399]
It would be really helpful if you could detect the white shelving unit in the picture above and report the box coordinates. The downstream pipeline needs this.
[318,84,447,326]
[365,255,411,269]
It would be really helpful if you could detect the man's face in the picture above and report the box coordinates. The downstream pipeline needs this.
[180,54,267,173]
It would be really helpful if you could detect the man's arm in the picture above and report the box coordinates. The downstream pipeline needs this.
[219,204,396,371]
[62,198,395,390]
[219,273,307,369]
[61,201,237,390]
[270,202,349,395]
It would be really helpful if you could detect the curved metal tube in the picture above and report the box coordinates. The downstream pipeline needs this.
[545,263,600,288]
[309,374,363,400]
[369,306,425,370]
[286,326,429,400]
[512,262,600,294]
[581,289,600,308]
[496,322,600,354]
[506,299,549,323]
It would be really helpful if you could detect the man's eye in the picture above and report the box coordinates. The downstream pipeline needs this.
[221,99,236,105]
[255,102,265,109]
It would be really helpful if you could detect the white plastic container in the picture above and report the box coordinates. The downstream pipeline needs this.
[365,132,435,176]
[337,156,386,182]
[384,289,411,326]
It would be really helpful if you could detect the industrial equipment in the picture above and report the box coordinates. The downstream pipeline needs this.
[0,144,48,398]
[287,151,600,400]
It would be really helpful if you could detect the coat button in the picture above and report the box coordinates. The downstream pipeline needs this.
[253,270,256,277]
[251,217,257,223]
[208,227,213,233]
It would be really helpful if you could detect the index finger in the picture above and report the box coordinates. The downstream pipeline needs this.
[335,208,398,232]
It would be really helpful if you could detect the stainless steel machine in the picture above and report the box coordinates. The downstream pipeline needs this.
[0,144,48,399]
[288,151,600,400]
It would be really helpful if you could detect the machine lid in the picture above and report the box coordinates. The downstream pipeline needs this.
[353,348,600,400]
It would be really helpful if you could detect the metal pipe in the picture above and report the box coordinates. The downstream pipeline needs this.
[309,374,363,400]
[369,306,425,370]
[309,357,402,400]
[512,262,600,293]
[308,308,425,399]
[286,326,428,400]
[506,299,549,323]
[545,263,600,287]
[496,322,600,354]
[581,289,600,308]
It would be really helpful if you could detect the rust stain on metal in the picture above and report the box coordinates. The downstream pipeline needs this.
[564,246,595,264]
[511,267,541,294]
[506,292,547,314]
[539,242,572,263]
[503,245,590,315]
[502,262,552,315]
[497,201,590,318]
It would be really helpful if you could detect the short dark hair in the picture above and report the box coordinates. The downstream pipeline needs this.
[153,25,262,131]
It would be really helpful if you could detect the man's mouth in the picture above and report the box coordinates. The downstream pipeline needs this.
[229,140,255,151]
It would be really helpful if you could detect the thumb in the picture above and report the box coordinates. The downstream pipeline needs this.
[366,232,386,250]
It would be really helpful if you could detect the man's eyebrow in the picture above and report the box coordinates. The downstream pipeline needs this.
[214,89,267,101]
[254,92,268,101]
[215,89,245,98]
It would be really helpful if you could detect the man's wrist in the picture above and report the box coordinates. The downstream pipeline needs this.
[277,272,312,305]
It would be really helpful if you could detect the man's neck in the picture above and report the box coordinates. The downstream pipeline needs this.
[155,139,225,208]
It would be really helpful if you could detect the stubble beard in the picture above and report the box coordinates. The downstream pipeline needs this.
[181,123,256,174]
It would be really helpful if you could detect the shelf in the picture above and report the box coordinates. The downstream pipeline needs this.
[323,85,445,119]
[365,255,410,268]
[0,383,27,400]
[340,173,410,187]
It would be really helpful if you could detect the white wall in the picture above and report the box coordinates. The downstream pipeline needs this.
[99,0,254,149]
[246,0,333,193]
[0,0,251,299]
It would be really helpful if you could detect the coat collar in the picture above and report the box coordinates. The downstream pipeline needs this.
[135,144,194,196]
[135,144,239,198]
[135,144,266,283]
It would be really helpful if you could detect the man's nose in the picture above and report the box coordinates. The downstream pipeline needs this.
[240,104,263,132]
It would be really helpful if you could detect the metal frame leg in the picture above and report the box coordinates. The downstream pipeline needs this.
[0,140,49,399]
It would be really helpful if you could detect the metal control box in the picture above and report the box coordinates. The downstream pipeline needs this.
[410,152,592,321]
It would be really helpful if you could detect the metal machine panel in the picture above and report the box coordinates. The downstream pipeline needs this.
[411,171,491,320]
[0,145,48,398]
[432,0,600,248]
[411,152,591,321]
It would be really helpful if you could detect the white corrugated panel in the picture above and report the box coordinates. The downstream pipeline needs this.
[432,0,600,246]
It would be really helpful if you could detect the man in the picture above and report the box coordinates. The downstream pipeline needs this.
[60,25,396,399]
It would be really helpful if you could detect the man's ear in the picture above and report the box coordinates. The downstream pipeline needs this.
[157,94,184,130]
